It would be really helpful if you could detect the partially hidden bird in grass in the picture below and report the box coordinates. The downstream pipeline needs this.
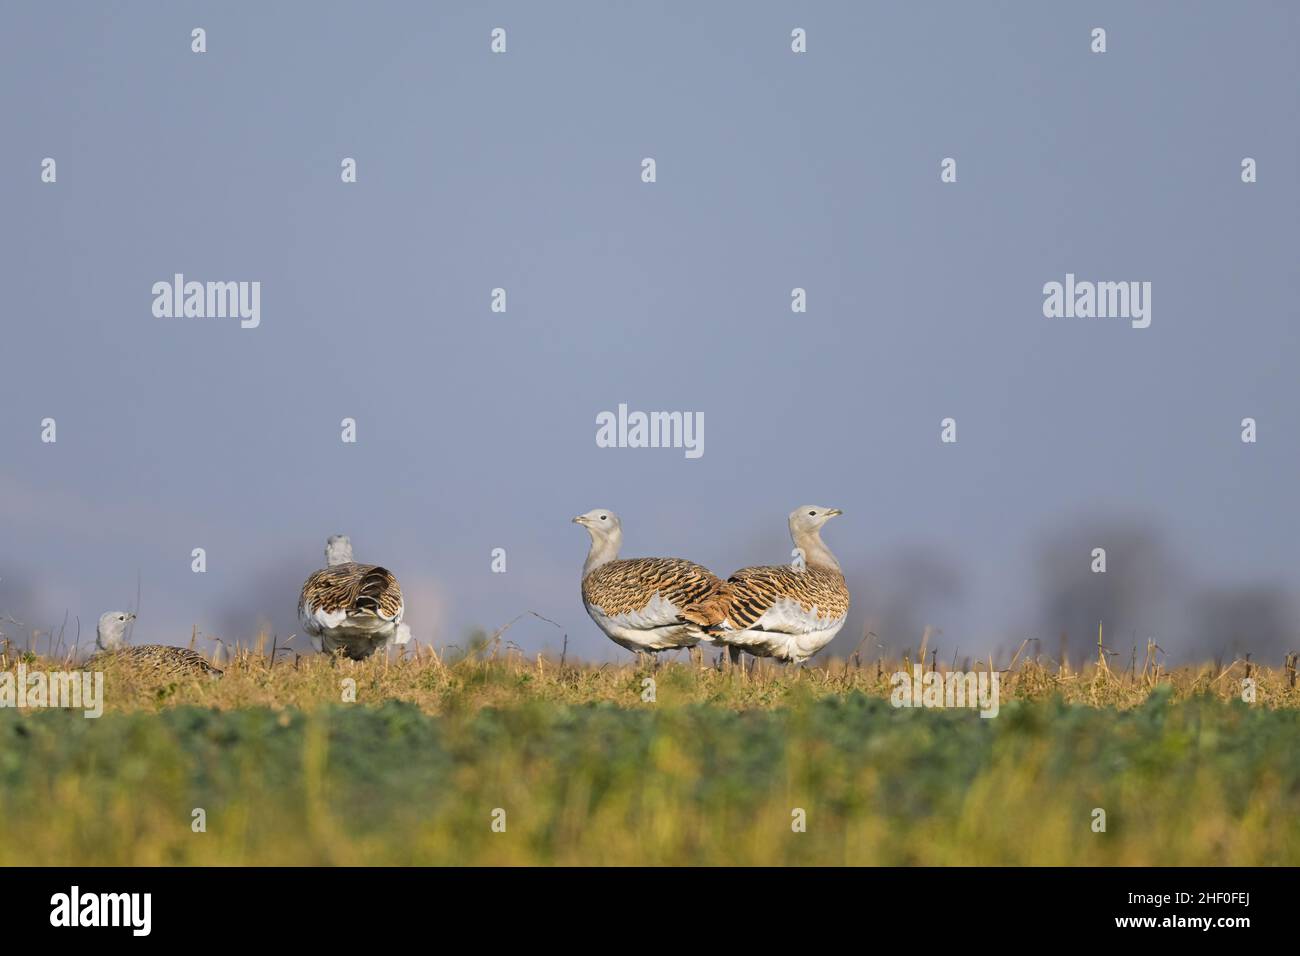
[298,534,411,660]
[86,611,223,678]
[709,506,850,665]
[573,508,727,659]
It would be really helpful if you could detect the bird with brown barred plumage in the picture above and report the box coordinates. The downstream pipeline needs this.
[708,506,850,665]
[573,509,728,656]
[85,611,223,678]
[298,535,411,660]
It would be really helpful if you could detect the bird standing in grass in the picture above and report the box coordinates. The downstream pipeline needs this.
[573,508,726,658]
[87,611,223,678]
[710,506,850,665]
[298,535,411,660]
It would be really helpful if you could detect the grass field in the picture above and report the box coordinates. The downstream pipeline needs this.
[2,640,1298,865]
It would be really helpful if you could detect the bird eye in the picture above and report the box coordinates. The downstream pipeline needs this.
[808,511,816,517]
[600,515,607,521]
[118,616,125,621]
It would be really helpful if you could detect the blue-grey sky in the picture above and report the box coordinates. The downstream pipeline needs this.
[2,2,1297,663]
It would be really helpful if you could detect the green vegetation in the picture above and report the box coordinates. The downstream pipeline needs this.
[2,650,1298,865]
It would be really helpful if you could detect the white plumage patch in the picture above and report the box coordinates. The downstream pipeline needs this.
[585,593,706,652]
[312,607,349,630]
[751,597,844,634]
[718,598,847,663]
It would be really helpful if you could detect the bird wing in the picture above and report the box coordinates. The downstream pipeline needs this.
[718,564,849,634]
[87,645,221,677]
[582,557,727,629]
[298,562,405,633]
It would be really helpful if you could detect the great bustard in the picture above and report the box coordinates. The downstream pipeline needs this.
[298,535,411,660]
[709,506,849,664]
[86,611,223,678]
[573,508,726,657]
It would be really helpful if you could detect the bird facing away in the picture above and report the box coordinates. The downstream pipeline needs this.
[574,509,727,654]
[298,535,412,660]
[710,506,850,664]
[86,611,223,678]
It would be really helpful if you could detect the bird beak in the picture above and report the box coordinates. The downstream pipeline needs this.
[826,508,843,517]
[571,515,585,525]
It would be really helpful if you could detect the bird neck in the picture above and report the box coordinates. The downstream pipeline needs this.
[792,528,841,572]
[583,531,622,576]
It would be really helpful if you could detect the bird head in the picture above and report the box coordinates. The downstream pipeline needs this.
[572,508,622,542]
[788,505,843,536]
[96,611,136,650]
[325,534,354,566]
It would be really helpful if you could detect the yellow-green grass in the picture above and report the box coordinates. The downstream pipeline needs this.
[3,636,1297,715]
[2,646,1298,865]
